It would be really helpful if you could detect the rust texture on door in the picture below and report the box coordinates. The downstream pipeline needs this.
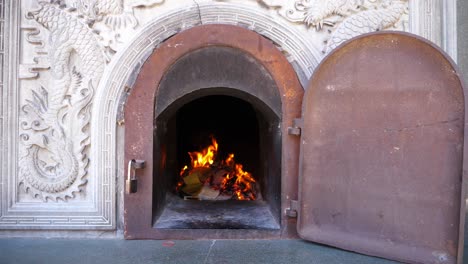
[298,32,466,264]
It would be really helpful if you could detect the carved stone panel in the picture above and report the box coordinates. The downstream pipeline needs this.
[0,0,5,223]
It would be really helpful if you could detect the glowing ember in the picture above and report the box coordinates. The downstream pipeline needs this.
[177,138,256,200]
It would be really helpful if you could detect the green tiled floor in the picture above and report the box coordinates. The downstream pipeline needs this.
[0,239,399,264]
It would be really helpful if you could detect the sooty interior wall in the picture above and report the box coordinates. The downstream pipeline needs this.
[175,95,260,189]
[152,47,283,228]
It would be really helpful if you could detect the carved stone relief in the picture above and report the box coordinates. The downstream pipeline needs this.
[259,0,409,53]
[0,0,4,203]
[18,0,166,202]
[65,0,165,56]
[19,2,106,201]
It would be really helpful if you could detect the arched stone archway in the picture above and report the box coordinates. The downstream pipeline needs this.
[90,3,320,228]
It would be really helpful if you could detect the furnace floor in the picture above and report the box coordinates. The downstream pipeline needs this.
[154,194,280,229]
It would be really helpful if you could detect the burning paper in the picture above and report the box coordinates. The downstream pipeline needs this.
[177,137,257,200]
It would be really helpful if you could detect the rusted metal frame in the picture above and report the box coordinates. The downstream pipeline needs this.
[124,24,304,239]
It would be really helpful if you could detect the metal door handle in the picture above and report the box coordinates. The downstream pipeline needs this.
[126,159,145,194]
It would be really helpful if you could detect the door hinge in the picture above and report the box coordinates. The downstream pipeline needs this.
[286,199,299,218]
[288,118,303,136]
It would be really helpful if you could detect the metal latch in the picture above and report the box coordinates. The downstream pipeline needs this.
[286,200,299,218]
[126,159,145,194]
[288,118,303,136]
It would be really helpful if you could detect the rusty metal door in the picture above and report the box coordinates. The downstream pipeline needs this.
[297,32,466,264]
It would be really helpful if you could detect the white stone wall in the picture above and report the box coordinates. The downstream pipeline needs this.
[0,0,458,231]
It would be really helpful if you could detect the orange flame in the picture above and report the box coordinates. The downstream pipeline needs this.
[178,138,256,200]
[179,138,218,177]
[190,137,218,168]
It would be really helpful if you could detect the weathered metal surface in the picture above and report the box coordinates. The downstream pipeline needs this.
[297,32,466,264]
[124,24,303,239]
[154,50,282,220]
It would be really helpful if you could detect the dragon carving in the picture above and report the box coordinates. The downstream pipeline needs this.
[67,0,166,57]
[269,0,408,53]
[324,0,408,53]
[75,0,164,30]
[20,0,165,201]
[19,1,106,201]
